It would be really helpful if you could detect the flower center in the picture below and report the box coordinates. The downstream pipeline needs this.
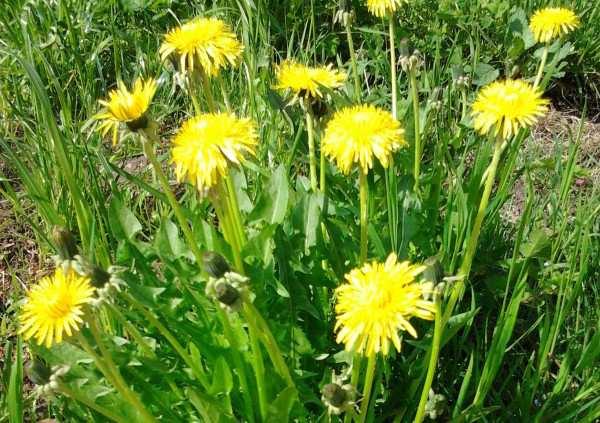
[46,292,73,319]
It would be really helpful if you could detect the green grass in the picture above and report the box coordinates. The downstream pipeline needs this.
[1,0,599,422]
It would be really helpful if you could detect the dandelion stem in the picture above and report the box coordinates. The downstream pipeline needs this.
[217,74,232,111]
[534,44,549,89]
[345,19,361,101]
[58,381,126,423]
[200,70,218,112]
[389,17,398,119]
[244,300,296,390]
[86,319,156,423]
[344,355,363,423]
[359,170,369,263]
[414,291,443,423]
[217,309,256,423]
[357,354,377,423]
[215,177,245,272]
[444,135,504,323]
[241,305,269,420]
[409,67,421,192]
[305,101,318,192]
[140,132,204,268]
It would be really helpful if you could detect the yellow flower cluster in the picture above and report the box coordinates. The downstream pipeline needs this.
[159,17,243,76]
[274,61,347,102]
[322,105,405,174]
[334,253,435,357]
[171,113,258,192]
[19,268,95,347]
[529,7,579,43]
[366,0,407,18]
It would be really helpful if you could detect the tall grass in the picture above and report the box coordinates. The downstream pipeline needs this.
[1,0,598,422]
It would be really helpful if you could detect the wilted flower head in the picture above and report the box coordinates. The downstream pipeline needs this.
[322,104,405,174]
[366,0,407,18]
[160,17,243,77]
[529,7,579,43]
[171,113,258,192]
[472,79,549,140]
[19,268,95,347]
[274,61,347,103]
[334,253,435,356]
[95,78,157,145]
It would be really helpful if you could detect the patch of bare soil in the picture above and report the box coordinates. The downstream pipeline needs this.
[501,107,600,223]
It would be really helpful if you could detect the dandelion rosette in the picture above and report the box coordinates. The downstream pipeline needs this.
[274,61,347,102]
[322,104,405,174]
[334,253,435,357]
[366,0,407,18]
[472,79,549,140]
[529,7,580,43]
[160,17,243,76]
[171,113,258,192]
[19,268,95,348]
[95,78,157,145]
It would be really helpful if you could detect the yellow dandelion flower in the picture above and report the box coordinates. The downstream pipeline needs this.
[322,104,406,174]
[95,78,157,145]
[160,17,243,77]
[334,253,435,357]
[530,7,580,43]
[366,0,407,18]
[19,268,95,348]
[274,61,347,101]
[172,113,258,191]
[472,79,549,140]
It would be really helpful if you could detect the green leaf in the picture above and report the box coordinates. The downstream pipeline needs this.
[209,357,233,396]
[8,337,23,423]
[109,197,142,240]
[266,386,297,421]
[471,63,499,86]
[249,164,290,224]
[154,219,187,259]
[520,228,552,259]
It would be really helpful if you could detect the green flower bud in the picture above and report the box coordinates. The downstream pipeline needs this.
[215,281,240,306]
[203,251,231,278]
[52,226,78,260]
[322,383,348,408]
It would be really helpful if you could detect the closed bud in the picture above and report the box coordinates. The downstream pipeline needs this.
[215,281,240,306]
[126,115,149,132]
[203,251,231,278]
[52,226,78,260]
[399,38,411,58]
[27,359,52,386]
[322,383,348,408]
[90,265,111,288]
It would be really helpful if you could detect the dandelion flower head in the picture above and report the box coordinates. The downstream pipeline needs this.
[472,79,549,140]
[322,104,405,174]
[95,78,157,145]
[334,253,435,357]
[366,0,408,18]
[274,61,347,102]
[19,268,95,348]
[172,113,258,192]
[530,7,579,43]
[160,17,243,76]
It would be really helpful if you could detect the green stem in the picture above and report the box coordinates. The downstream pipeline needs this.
[200,70,218,112]
[215,178,244,272]
[414,292,442,423]
[217,309,256,423]
[533,44,549,89]
[224,172,247,246]
[58,382,126,423]
[105,302,155,358]
[443,135,503,323]
[359,170,369,263]
[344,355,363,423]
[87,319,156,423]
[244,301,296,390]
[217,74,232,111]
[305,102,318,192]
[188,75,202,115]
[357,355,377,423]
[410,68,421,192]
[140,132,204,267]
[121,291,210,389]
[345,20,361,101]
[241,306,268,420]
[389,16,397,119]
[320,134,326,192]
